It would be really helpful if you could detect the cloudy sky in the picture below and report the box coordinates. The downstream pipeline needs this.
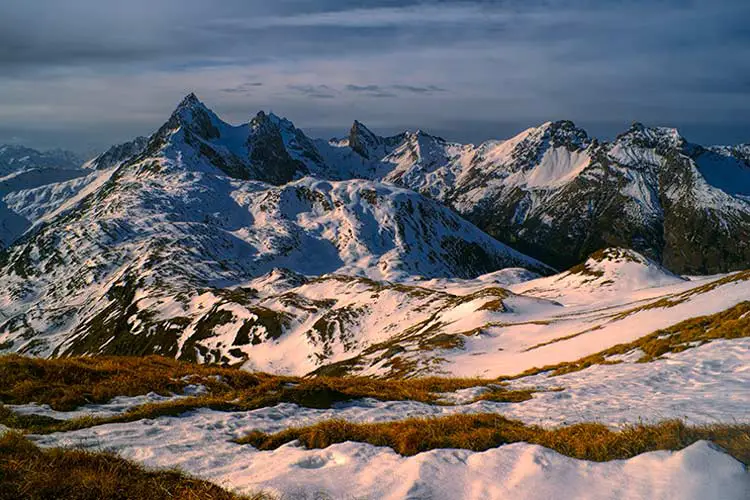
[1,0,748,155]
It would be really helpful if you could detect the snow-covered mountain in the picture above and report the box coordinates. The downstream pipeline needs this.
[0,145,89,249]
[710,143,750,165]
[0,95,550,367]
[6,96,749,274]
[0,145,81,176]
[320,120,750,274]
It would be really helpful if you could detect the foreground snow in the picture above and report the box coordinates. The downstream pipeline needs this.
[26,338,750,499]
[31,418,749,500]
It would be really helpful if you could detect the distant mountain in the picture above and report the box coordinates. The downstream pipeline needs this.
[709,143,750,166]
[0,145,90,249]
[5,96,750,275]
[0,145,81,176]
[83,136,149,170]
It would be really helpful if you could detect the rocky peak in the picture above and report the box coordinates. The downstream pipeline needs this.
[615,122,685,152]
[348,120,385,159]
[245,111,309,184]
[166,93,221,140]
[250,111,302,140]
[250,110,277,135]
[506,120,590,170]
[540,120,591,150]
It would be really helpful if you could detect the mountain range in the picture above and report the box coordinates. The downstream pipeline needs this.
[87,93,750,273]
[0,93,749,374]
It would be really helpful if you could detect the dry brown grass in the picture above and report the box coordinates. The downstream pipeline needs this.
[0,354,512,408]
[237,414,750,464]
[0,431,272,500]
[0,354,265,410]
[469,385,536,403]
[0,355,540,434]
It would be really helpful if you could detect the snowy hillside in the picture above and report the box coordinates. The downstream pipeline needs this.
[0,95,550,368]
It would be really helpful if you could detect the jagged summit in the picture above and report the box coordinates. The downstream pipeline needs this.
[177,92,201,107]
[170,92,214,123]
[615,122,685,150]
[348,120,382,159]
[164,93,221,140]
[522,120,591,152]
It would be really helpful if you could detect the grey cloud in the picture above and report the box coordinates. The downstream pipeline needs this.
[392,85,447,94]
[346,85,383,92]
[345,85,396,98]
[220,82,264,94]
[287,84,337,99]
[0,0,749,153]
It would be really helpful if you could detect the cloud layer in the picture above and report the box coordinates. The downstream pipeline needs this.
[0,0,748,154]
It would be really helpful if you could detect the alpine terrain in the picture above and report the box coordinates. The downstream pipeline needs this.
[1,94,748,500]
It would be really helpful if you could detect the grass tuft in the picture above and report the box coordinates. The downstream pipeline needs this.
[0,431,272,500]
[0,354,265,411]
[236,414,750,465]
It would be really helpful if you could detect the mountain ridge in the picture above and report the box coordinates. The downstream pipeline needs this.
[4,94,750,274]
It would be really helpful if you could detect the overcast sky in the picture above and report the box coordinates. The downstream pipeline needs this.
[1,0,748,156]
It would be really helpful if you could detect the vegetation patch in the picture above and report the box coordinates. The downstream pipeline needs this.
[236,414,750,465]
[511,301,750,379]
[522,325,602,352]
[1,354,539,434]
[0,354,263,411]
[0,431,269,500]
[418,333,467,351]
[469,385,537,403]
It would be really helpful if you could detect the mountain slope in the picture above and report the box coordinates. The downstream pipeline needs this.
[0,96,550,365]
